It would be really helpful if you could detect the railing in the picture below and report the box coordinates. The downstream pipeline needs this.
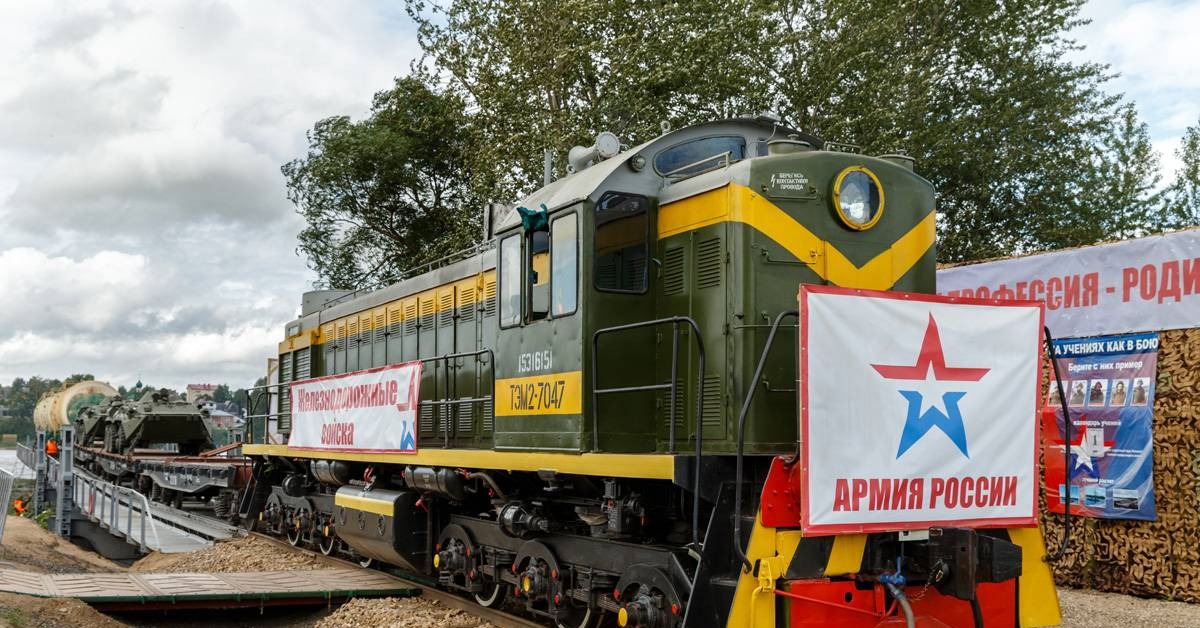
[74,470,162,553]
[243,381,290,445]
[15,442,34,469]
[417,349,495,447]
[592,316,706,550]
[319,241,497,311]
[0,468,13,540]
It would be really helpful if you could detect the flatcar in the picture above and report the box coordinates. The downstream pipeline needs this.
[239,116,1060,627]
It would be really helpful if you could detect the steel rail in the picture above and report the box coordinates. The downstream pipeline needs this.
[248,531,544,628]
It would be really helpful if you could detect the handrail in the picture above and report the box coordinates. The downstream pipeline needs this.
[732,310,798,573]
[663,151,734,182]
[319,241,497,311]
[415,349,496,447]
[74,469,162,552]
[592,316,706,550]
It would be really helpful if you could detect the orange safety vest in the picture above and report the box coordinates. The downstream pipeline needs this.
[13,499,25,515]
[46,440,58,456]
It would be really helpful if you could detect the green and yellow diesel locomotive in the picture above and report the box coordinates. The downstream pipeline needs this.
[240,116,1060,627]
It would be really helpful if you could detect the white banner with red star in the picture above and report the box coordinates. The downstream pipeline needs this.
[800,286,1044,534]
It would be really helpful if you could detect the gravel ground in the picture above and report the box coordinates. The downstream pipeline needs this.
[315,597,498,628]
[130,536,327,573]
[1059,587,1200,627]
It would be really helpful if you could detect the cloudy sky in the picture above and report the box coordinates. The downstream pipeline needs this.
[0,1,1197,392]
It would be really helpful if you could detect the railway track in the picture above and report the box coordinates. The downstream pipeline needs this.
[247,530,544,628]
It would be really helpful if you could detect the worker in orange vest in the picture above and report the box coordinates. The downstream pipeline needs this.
[45,439,59,457]
[13,497,26,516]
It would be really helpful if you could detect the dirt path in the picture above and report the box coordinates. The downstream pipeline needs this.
[0,517,124,574]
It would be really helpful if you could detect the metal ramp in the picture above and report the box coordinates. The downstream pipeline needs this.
[74,470,214,554]
[17,441,225,554]
[0,567,419,611]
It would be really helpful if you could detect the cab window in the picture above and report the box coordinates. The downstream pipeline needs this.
[654,135,745,177]
[527,230,550,321]
[499,234,521,327]
[551,212,578,315]
[594,192,648,293]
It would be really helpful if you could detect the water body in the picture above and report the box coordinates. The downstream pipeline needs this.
[0,448,33,479]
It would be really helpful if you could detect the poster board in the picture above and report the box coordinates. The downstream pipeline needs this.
[289,362,422,453]
[800,286,1043,534]
[1043,333,1158,520]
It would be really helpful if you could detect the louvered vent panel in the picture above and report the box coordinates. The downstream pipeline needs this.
[696,238,722,289]
[348,320,358,345]
[336,323,346,341]
[389,308,401,335]
[457,401,473,433]
[439,292,455,327]
[484,279,497,318]
[663,248,685,295]
[657,379,685,431]
[623,251,647,289]
[404,302,418,335]
[701,376,723,428]
[482,398,494,433]
[295,350,311,380]
[596,259,618,288]
[420,298,435,329]
[375,314,386,342]
[279,353,293,420]
[459,288,475,321]
[420,403,435,435]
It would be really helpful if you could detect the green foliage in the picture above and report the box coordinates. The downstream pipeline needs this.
[283,76,483,289]
[405,0,1186,262]
[1166,121,1200,227]
[213,384,232,404]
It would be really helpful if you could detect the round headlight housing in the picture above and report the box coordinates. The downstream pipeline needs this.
[832,166,884,230]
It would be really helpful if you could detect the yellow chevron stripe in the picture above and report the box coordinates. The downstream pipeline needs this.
[658,184,935,290]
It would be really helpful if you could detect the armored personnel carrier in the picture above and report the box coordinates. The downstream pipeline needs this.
[103,389,215,456]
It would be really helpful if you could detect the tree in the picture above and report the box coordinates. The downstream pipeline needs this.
[408,0,1154,262]
[213,384,232,404]
[408,0,769,199]
[1165,121,1200,227]
[1077,104,1167,240]
[283,76,483,289]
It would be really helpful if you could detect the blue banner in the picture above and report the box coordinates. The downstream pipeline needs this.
[1043,332,1157,520]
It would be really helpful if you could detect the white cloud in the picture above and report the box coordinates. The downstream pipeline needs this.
[0,1,420,390]
[1073,0,1200,179]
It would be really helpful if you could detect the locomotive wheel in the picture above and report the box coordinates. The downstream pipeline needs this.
[317,528,337,555]
[285,516,302,545]
[474,580,507,609]
[555,602,598,628]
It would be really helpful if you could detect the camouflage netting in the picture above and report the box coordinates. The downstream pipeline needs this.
[1042,328,1200,600]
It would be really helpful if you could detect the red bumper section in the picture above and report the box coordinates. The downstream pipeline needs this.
[780,579,1016,628]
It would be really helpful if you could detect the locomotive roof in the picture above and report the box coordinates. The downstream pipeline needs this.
[496,116,815,233]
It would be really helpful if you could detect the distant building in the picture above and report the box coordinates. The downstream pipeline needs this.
[187,383,217,403]
[208,408,237,429]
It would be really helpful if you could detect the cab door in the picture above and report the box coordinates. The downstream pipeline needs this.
[585,192,659,452]
[492,206,585,451]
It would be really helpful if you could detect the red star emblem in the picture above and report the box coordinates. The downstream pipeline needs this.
[871,314,990,382]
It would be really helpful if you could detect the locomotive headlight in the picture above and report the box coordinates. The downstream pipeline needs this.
[832,166,885,230]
